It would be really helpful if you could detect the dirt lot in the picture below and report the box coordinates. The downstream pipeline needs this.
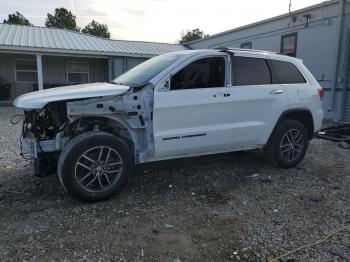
[0,106,349,262]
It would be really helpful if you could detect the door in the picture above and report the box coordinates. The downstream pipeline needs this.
[153,55,235,159]
[229,56,290,146]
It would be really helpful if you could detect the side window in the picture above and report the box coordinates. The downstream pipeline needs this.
[269,60,306,84]
[170,57,225,90]
[232,56,271,86]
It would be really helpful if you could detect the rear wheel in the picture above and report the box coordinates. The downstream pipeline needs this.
[58,131,133,202]
[265,119,309,168]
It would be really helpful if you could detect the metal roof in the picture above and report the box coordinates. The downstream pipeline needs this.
[0,24,188,58]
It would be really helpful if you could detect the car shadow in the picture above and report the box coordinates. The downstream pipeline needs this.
[0,150,271,207]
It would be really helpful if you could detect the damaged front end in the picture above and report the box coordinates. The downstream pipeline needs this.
[21,103,69,176]
[14,82,133,176]
[15,82,154,176]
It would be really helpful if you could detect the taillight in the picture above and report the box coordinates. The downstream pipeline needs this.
[317,87,324,99]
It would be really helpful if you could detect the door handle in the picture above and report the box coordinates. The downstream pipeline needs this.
[213,93,231,98]
[270,89,284,95]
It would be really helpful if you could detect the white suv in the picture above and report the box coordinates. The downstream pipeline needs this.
[14,49,324,201]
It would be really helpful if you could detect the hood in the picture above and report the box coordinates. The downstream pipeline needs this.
[13,82,130,109]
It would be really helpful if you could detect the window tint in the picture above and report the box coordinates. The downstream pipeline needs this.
[171,57,225,90]
[269,60,306,84]
[232,57,271,86]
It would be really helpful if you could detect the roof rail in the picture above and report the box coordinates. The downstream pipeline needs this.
[229,48,277,54]
[214,47,277,55]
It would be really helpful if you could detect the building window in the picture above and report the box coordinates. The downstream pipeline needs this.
[281,33,298,57]
[240,42,252,49]
[15,59,38,83]
[67,62,89,83]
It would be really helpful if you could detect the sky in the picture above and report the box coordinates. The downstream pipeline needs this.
[0,0,326,43]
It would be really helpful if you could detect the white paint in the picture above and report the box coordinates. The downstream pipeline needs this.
[13,82,129,109]
[152,49,323,158]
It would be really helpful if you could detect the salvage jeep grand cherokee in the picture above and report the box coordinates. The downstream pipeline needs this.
[14,49,324,202]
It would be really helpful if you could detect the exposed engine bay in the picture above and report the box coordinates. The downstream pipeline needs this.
[23,102,66,142]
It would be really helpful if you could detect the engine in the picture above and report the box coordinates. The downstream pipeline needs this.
[22,102,67,141]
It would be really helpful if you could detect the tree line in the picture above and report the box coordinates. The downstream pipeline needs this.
[3,8,110,38]
[3,8,208,43]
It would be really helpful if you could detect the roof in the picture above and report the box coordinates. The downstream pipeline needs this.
[185,0,340,45]
[0,24,188,58]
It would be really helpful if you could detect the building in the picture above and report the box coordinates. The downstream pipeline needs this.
[0,23,187,105]
[186,0,350,121]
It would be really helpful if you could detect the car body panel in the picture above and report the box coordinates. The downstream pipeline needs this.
[13,82,130,109]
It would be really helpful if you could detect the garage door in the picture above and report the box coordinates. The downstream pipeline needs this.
[343,46,350,122]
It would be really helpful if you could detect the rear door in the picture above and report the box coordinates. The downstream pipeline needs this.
[267,59,310,106]
[153,55,235,159]
[229,55,290,146]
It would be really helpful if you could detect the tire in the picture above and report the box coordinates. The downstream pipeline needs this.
[264,119,309,168]
[58,131,133,202]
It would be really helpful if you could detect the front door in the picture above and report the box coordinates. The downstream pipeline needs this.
[153,55,235,159]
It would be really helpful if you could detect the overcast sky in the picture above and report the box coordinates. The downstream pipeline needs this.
[0,0,325,43]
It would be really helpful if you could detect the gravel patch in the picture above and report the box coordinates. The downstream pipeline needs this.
[0,106,28,171]
[0,106,349,261]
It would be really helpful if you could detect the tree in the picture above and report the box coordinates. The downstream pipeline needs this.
[45,8,80,31]
[82,20,110,38]
[3,11,32,26]
[179,28,209,44]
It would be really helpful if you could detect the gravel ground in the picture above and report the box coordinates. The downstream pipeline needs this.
[0,106,349,262]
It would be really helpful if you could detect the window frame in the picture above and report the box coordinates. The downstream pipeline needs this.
[66,61,90,84]
[167,55,229,91]
[280,32,298,57]
[240,42,252,49]
[14,59,38,83]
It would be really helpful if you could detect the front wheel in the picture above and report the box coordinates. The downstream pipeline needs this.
[264,119,309,168]
[58,131,133,202]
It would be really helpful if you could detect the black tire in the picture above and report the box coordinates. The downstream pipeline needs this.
[264,119,309,168]
[58,131,133,202]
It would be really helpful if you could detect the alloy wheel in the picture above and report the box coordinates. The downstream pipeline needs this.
[279,129,305,162]
[74,146,123,192]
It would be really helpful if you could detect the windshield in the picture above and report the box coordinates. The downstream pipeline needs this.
[112,53,183,86]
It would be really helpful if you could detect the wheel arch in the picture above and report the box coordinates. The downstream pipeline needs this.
[66,116,137,159]
[268,109,315,143]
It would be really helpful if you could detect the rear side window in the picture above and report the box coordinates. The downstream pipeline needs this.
[232,57,271,86]
[171,57,225,90]
[269,60,306,84]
